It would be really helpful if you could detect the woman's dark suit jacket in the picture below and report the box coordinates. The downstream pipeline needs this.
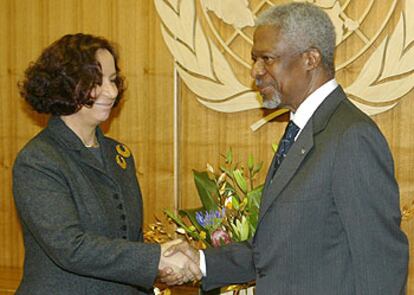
[13,117,160,294]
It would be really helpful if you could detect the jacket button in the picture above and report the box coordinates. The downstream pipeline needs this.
[122,236,127,239]
[120,214,126,220]
[113,193,119,200]
[120,225,127,231]
[117,203,123,210]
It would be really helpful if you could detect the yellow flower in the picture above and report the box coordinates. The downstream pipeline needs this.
[225,197,233,210]
[196,240,207,250]
[200,231,207,240]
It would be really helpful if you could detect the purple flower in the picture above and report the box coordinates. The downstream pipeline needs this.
[196,211,207,227]
[211,229,232,247]
[195,209,226,228]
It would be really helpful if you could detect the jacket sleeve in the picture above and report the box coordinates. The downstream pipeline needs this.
[332,122,408,295]
[13,147,161,289]
[202,241,256,291]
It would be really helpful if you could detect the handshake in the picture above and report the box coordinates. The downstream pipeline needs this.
[157,239,202,285]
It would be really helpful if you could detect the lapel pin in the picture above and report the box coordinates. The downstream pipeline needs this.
[301,148,306,154]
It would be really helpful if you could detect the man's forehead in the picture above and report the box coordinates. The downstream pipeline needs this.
[253,25,280,38]
[252,25,282,53]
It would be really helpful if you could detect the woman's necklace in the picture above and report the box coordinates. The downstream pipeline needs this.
[83,137,99,148]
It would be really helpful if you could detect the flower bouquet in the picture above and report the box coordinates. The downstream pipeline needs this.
[164,149,264,294]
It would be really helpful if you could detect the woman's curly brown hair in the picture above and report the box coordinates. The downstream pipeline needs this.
[19,33,125,115]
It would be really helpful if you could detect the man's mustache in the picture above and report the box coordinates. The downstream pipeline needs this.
[255,79,263,87]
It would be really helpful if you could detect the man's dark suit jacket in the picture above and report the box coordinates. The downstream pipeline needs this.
[13,117,160,294]
[203,86,409,294]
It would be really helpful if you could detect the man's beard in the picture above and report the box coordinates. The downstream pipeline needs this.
[256,79,282,109]
[262,91,281,109]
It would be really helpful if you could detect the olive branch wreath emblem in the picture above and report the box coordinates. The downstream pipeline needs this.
[154,0,414,132]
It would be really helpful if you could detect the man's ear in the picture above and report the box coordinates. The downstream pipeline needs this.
[302,48,322,70]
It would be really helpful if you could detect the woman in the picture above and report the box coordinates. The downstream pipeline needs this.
[13,33,198,294]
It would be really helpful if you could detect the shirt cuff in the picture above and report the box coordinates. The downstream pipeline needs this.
[199,250,207,277]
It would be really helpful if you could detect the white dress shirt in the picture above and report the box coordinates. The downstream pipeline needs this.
[291,79,338,139]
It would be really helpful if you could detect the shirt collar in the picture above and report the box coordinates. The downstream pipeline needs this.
[290,79,338,132]
[47,116,105,151]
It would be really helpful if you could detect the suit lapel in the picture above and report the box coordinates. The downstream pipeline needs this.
[46,117,119,188]
[100,136,126,190]
[78,149,107,175]
[262,151,278,195]
[258,122,314,223]
[69,130,114,181]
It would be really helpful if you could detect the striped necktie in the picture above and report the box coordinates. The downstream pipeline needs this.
[271,120,300,178]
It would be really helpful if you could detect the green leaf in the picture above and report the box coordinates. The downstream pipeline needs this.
[220,165,232,176]
[247,210,259,235]
[240,197,248,209]
[164,209,189,231]
[247,154,254,171]
[230,217,250,241]
[231,196,240,210]
[225,148,233,164]
[240,217,250,241]
[245,185,263,233]
[233,169,247,193]
[193,170,220,211]
[252,161,264,175]
[230,222,240,240]
[247,184,264,209]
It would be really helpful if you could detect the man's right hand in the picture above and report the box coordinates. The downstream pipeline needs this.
[158,239,201,286]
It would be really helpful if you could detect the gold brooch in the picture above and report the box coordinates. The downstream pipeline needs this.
[116,144,131,158]
[116,155,127,170]
[115,144,131,169]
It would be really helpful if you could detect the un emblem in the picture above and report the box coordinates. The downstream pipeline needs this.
[155,0,414,130]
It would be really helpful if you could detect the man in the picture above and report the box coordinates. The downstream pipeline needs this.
[162,2,409,294]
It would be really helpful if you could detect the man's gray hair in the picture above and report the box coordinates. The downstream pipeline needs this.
[256,2,336,75]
